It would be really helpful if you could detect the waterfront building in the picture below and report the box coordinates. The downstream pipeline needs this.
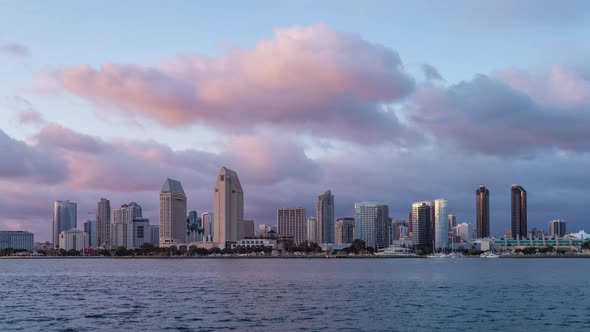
[456,223,474,242]
[96,198,111,248]
[0,231,34,250]
[354,202,389,249]
[243,220,255,238]
[476,185,490,238]
[150,225,160,245]
[187,211,204,243]
[52,200,77,248]
[83,219,97,248]
[503,228,512,239]
[132,218,150,248]
[277,207,306,244]
[160,178,188,246]
[230,238,277,249]
[549,219,567,238]
[511,184,527,239]
[214,167,244,248]
[59,229,88,251]
[412,201,434,248]
[528,228,545,239]
[316,190,335,244]
[201,212,213,238]
[335,217,355,244]
[306,218,318,243]
[434,198,448,248]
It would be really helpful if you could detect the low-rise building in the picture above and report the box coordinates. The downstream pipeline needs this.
[0,231,34,251]
[230,238,276,249]
[59,229,88,251]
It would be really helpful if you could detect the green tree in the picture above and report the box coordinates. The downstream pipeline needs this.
[115,246,128,256]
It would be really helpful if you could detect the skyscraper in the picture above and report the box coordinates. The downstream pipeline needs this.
[83,219,97,248]
[316,190,334,244]
[306,217,318,243]
[187,211,203,243]
[112,203,141,249]
[511,184,527,239]
[243,220,255,238]
[354,202,389,249]
[214,167,244,248]
[412,201,434,249]
[132,217,150,248]
[476,185,490,238]
[150,225,160,245]
[277,207,306,244]
[448,214,457,229]
[433,198,448,249]
[548,219,567,238]
[160,178,188,246]
[335,217,355,244]
[201,212,213,238]
[52,200,77,247]
[96,198,110,248]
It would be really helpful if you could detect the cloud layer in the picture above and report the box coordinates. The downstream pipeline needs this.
[52,24,414,144]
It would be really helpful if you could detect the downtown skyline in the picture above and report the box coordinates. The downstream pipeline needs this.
[1,2,590,241]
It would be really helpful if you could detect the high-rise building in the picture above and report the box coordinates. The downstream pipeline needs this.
[456,223,474,242]
[187,211,203,243]
[434,198,448,249]
[511,184,527,239]
[132,218,150,248]
[306,217,318,243]
[96,198,110,248]
[335,217,355,244]
[0,231,34,251]
[448,214,457,229]
[160,178,188,246]
[317,190,334,244]
[277,207,306,244]
[83,219,97,248]
[407,212,413,234]
[214,167,244,248]
[354,202,389,249]
[391,220,408,241]
[243,220,255,238]
[111,203,143,249]
[59,229,88,251]
[201,212,213,238]
[52,200,77,248]
[548,219,567,238]
[476,185,490,238]
[412,201,434,248]
[150,225,160,245]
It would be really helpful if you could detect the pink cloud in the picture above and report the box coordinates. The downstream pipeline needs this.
[51,24,414,143]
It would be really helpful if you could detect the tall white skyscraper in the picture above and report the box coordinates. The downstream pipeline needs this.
[214,167,244,248]
[317,190,334,244]
[306,217,318,243]
[160,178,187,246]
[277,207,306,244]
[53,200,77,247]
[354,202,389,249]
[96,198,110,249]
[433,198,448,249]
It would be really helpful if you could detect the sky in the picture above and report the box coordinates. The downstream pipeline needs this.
[1,1,590,242]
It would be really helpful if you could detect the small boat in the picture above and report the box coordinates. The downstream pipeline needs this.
[480,251,500,258]
[427,252,451,259]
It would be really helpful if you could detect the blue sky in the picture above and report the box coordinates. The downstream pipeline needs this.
[1,1,590,241]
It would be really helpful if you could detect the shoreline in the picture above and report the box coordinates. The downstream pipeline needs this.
[2,254,590,259]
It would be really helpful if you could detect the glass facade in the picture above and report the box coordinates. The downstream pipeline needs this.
[354,202,389,249]
[434,198,448,249]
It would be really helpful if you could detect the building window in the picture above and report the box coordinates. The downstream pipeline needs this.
[220,175,224,181]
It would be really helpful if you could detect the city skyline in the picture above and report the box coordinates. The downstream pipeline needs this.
[2,2,590,241]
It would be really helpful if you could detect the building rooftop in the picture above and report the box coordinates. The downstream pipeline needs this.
[161,178,185,194]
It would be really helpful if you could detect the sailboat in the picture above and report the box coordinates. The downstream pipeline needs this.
[480,243,500,258]
[427,241,451,258]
